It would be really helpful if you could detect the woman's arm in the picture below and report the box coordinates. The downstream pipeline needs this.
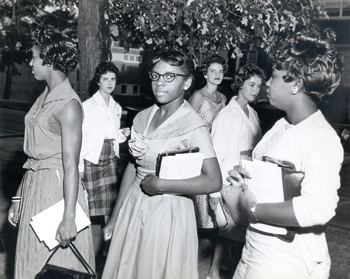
[56,99,83,247]
[228,166,299,227]
[189,90,204,112]
[141,157,222,196]
[103,161,136,240]
[8,183,24,227]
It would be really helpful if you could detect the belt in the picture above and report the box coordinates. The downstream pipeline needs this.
[249,226,296,243]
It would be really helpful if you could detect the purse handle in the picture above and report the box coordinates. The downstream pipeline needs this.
[45,242,96,277]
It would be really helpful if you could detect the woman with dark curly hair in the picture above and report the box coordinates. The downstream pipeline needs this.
[79,62,130,232]
[7,26,95,278]
[207,63,265,279]
[229,33,343,279]
[101,50,221,279]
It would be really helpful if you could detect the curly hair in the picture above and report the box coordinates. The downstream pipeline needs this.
[149,49,195,82]
[32,26,79,73]
[202,54,226,76]
[274,33,343,101]
[231,64,266,93]
[93,62,120,85]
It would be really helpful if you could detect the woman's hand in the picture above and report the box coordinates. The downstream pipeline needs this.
[56,217,77,248]
[226,165,251,187]
[209,196,221,211]
[8,202,20,227]
[102,221,115,242]
[141,174,161,196]
[122,127,131,138]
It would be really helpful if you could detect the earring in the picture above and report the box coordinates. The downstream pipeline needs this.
[291,86,298,94]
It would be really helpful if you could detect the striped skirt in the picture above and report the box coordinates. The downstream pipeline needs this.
[83,139,118,216]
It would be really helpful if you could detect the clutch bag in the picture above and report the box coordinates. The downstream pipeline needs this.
[34,243,96,279]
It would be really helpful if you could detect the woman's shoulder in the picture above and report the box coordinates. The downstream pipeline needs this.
[219,92,227,103]
[189,90,205,103]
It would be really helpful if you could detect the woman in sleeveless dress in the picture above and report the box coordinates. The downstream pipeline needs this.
[189,55,227,250]
[101,50,222,279]
[208,64,265,279]
[7,27,95,278]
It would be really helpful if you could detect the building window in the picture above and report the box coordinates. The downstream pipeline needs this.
[124,55,128,61]
[129,55,135,61]
[121,85,127,94]
[133,85,138,94]
[236,50,258,70]
[136,56,141,62]
[324,0,350,17]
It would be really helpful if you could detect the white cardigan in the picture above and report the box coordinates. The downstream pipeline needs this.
[79,91,126,172]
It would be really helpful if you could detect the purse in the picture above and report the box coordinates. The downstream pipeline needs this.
[34,243,96,279]
[262,156,305,242]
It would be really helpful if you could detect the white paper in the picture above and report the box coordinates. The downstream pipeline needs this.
[30,200,91,250]
[241,159,287,235]
[159,152,204,196]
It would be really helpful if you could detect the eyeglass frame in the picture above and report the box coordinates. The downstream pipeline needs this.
[148,71,188,83]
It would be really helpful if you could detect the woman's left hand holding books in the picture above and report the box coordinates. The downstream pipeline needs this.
[141,174,161,196]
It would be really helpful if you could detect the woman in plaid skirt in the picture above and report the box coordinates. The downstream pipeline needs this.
[79,62,130,227]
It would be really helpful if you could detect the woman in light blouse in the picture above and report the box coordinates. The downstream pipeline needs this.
[79,62,130,228]
[230,33,343,279]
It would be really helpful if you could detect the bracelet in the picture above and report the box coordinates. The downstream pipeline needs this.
[250,203,259,221]
[12,196,21,203]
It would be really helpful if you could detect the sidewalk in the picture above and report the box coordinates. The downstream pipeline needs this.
[0,136,349,279]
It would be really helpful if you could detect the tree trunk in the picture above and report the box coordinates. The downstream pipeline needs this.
[3,62,13,99]
[77,0,102,102]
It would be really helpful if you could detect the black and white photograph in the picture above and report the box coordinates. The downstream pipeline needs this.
[0,1,349,278]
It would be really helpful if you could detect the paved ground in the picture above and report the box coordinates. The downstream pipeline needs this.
[0,109,349,278]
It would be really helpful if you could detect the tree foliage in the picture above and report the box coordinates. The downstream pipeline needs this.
[108,0,330,62]
[0,0,78,98]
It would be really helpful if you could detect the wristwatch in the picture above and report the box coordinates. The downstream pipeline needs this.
[251,203,259,221]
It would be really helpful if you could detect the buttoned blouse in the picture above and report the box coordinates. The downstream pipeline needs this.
[79,91,126,172]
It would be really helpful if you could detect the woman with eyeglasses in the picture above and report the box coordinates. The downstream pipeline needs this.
[101,50,222,279]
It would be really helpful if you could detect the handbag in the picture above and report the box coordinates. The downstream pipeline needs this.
[262,156,305,242]
[220,183,248,229]
[34,243,96,279]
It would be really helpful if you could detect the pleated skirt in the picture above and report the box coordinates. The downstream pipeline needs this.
[83,139,118,216]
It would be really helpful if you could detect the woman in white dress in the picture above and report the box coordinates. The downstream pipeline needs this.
[207,64,265,279]
[230,33,343,279]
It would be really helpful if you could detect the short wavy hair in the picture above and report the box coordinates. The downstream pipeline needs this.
[274,33,343,101]
[149,49,195,88]
[32,26,79,73]
[93,62,120,84]
[201,54,226,76]
[231,64,266,93]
